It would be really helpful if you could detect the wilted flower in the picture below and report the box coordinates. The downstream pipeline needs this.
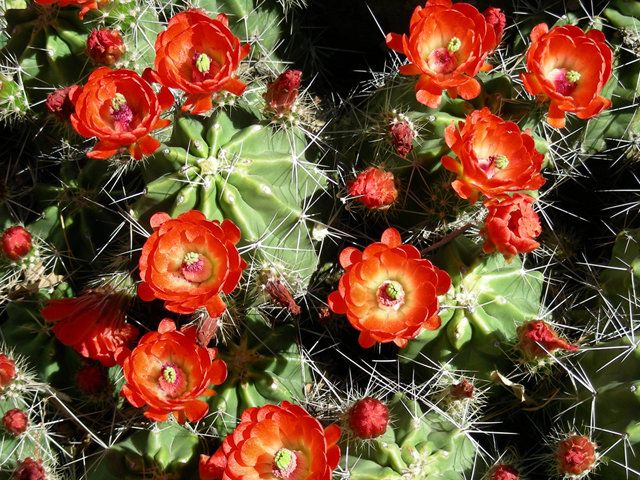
[389,121,414,158]
[520,24,613,129]
[12,458,46,480]
[45,87,75,122]
[480,193,542,262]
[41,288,138,368]
[328,228,451,348]
[69,67,173,160]
[199,401,341,480]
[2,226,32,261]
[143,10,250,114]
[516,320,578,361]
[138,210,247,318]
[116,318,227,424]
[85,28,126,66]
[449,379,474,399]
[441,107,545,204]
[347,167,398,210]
[386,0,504,108]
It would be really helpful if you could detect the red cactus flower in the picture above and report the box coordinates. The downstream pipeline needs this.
[45,87,75,123]
[480,193,542,263]
[11,458,45,480]
[386,0,503,108]
[2,226,32,261]
[487,464,519,480]
[86,28,126,66]
[347,167,398,210]
[138,210,247,318]
[116,318,227,424]
[441,107,545,204]
[555,435,597,476]
[3,409,28,435]
[347,397,389,439]
[143,10,251,114]
[41,288,138,368]
[199,401,341,480]
[482,7,506,52]
[69,67,173,160]
[32,0,107,19]
[389,121,414,158]
[0,352,16,391]
[328,228,451,348]
[264,70,301,116]
[520,24,613,129]
[516,320,578,361]
[76,363,111,396]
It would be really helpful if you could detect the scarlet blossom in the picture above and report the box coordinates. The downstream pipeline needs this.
[328,228,451,348]
[85,28,126,66]
[480,193,542,262]
[116,318,227,424]
[32,0,107,19]
[386,0,503,108]
[515,320,578,361]
[555,435,597,476]
[1,226,32,261]
[264,70,301,116]
[69,67,174,160]
[199,401,341,480]
[12,458,45,480]
[41,289,138,368]
[441,107,546,204]
[138,211,247,318]
[347,397,389,439]
[389,121,414,158]
[3,409,28,435]
[347,167,398,210]
[0,352,16,390]
[520,24,613,129]
[487,464,519,480]
[482,7,506,52]
[45,88,75,123]
[143,10,251,114]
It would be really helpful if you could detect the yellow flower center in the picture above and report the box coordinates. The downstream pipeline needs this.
[272,448,298,479]
[376,280,405,311]
[196,53,211,73]
[448,37,461,53]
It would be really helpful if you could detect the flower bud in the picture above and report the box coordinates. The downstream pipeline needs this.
[264,70,301,116]
[347,397,389,439]
[86,28,126,66]
[2,226,32,261]
[3,409,28,435]
[45,87,75,123]
[0,352,16,391]
[347,167,398,210]
[482,7,506,52]
[555,435,597,476]
[487,464,519,480]
[11,458,46,480]
[76,363,110,396]
[389,121,414,158]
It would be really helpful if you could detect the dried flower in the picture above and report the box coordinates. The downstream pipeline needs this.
[45,87,75,122]
[516,320,578,361]
[389,121,414,158]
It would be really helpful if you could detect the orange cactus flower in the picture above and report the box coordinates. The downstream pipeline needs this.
[385,0,503,108]
[138,211,247,318]
[32,0,107,19]
[520,24,613,129]
[143,10,251,115]
[480,193,542,263]
[327,228,451,348]
[69,67,173,160]
[41,288,139,368]
[441,107,546,204]
[199,401,341,480]
[516,320,578,361]
[116,318,227,424]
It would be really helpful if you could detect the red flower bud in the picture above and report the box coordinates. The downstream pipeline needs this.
[11,458,46,480]
[555,435,597,476]
[86,28,126,66]
[347,167,398,210]
[264,70,302,116]
[2,226,32,261]
[482,7,506,52]
[487,464,519,480]
[389,121,414,158]
[347,397,389,439]
[76,364,110,396]
[0,353,16,391]
[45,87,75,123]
[3,409,28,435]
[450,379,474,399]
[516,320,578,361]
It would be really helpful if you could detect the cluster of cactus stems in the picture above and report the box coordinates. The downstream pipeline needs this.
[3,0,640,479]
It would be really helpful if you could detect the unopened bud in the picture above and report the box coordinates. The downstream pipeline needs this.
[2,226,32,261]
[264,70,301,116]
[86,28,126,66]
[347,397,389,439]
[3,409,28,435]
